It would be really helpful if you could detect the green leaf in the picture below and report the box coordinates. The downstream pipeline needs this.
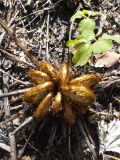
[66,38,86,47]
[72,44,93,66]
[70,11,85,22]
[82,10,98,16]
[78,18,96,33]
[76,35,84,40]
[66,40,76,47]
[92,39,112,54]
[102,33,120,43]
[81,29,95,40]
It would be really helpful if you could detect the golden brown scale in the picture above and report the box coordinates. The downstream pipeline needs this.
[60,62,72,86]
[27,69,51,84]
[38,61,60,82]
[34,92,54,121]
[63,98,76,125]
[24,82,54,105]
[61,85,96,106]
[70,73,101,89]
[52,92,62,113]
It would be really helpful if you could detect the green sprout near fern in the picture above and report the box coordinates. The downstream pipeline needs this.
[67,10,120,66]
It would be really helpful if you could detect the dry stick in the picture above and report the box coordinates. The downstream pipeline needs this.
[18,135,33,159]
[83,122,95,147]
[46,12,50,60]
[24,13,40,28]
[18,131,35,159]
[0,17,40,67]
[89,108,112,117]
[43,121,57,160]
[16,6,53,24]
[49,36,63,52]
[68,125,74,159]
[0,88,31,98]
[78,120,98,160]
[12,117,33,135]
[0,68,28,86]
[10,105,23,111]
[0,11,19,45]
[81,0,91,8]
[0,132,9,142]
[9,133,17,160]
[38,19,46,54]
[3,74,17,160]
[18,0,26,13]
[49,24,65,52]
[17,9,44,22]
[103,154,120,160]
[100,79,120,88]
[27,141,40,154]
[0,133,10,152]
[0,112,21,128]
[0,49,34,68]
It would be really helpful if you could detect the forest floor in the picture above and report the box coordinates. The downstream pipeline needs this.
[0,0,120,160]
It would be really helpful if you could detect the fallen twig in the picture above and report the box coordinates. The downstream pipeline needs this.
[0,112,21,128]
[0,49,34,68]
[0,17,40,67]
[103,154,120,160]
[46,12,50,60]
[43,121,57,160]
[0,68,29,86]
[12,117,33,135]
[78,119,98,160]
[3,73,17,160]
[0,88,31,98]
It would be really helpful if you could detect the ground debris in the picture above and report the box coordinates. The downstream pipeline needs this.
[98,118,120,157]
[0,0,120,160]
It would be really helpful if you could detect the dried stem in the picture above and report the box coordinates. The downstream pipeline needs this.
[3,73,17,160]
[103,154,120,160]
[0,17,40,67]
[12,117,33,135]
[78,120,98,160]
[9,133,17,160]
[0,49,34,68]
[0,68,29,86]
[46,12,50,60]
[0,88,31,98]
[0,112,21,128]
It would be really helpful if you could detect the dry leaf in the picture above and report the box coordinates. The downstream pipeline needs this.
[98,118,120,154]
[94,52,120,68]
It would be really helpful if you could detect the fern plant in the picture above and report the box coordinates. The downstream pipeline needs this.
[67,10,120,66]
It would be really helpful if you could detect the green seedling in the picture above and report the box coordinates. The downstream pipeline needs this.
[67,10,120,66]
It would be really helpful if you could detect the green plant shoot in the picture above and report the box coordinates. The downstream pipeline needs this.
[67,10,120,66]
